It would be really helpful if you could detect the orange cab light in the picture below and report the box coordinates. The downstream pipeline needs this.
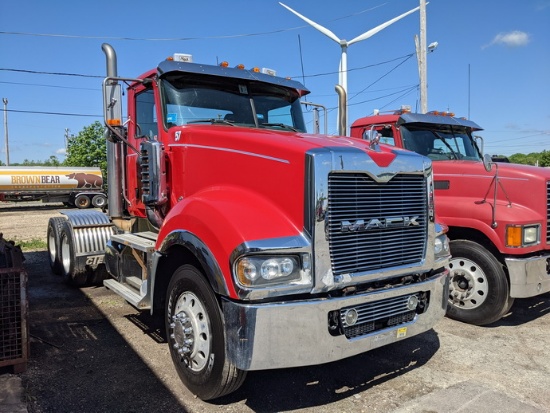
[448,112,455,117]
[252,67,261,73]
[220,61,229,68]
[107,119,122,126]
[166,56,174,61]
[236,64,245,70]
[506,226,522,247]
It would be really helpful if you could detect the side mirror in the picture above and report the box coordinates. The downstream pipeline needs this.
[362,129,379,142]
[482,153,493,172]
[362,129,381,150]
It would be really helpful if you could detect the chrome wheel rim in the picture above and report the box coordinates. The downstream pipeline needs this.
[449,257,489,309]
[170,292,211,372]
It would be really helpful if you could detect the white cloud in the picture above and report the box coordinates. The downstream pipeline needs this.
[56,148,66,155]
[483,30,530,49]
[536,1,550,11]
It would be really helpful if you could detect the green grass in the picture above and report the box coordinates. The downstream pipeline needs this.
[12,238,47,252]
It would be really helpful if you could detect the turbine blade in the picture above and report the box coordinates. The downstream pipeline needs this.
[279,2,341,44]
[348,5,421,46]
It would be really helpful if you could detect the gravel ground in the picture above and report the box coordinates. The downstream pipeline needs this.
[1,201,549,412]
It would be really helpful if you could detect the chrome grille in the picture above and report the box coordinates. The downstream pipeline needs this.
[327,173,427,275]
[547,181,550,243]
[340,293,420,339]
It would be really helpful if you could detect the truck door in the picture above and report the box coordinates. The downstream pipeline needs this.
[126,85,158,214]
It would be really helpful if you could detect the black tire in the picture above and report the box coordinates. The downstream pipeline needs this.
[91,194,107,208]
[47,217,66,275]
[59,221,89,287]
[75,194,91,209]
[165,265,246,400]
[447,239,511,326]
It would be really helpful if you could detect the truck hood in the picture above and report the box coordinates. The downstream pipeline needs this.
[432,159,549,229]
[173,125,413,169]
[433,159,550,182]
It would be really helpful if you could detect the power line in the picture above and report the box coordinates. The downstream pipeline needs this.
[0,4,388,42]
[348,54,415,102]
[0,68,101,78]
[1,52,414,83]
[0,81,99,91]
[7,109,100,118]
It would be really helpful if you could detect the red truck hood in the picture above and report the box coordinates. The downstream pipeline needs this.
[174,125,405,168]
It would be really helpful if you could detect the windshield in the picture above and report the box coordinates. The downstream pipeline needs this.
[160,73,306,132]
[401,124,481,161]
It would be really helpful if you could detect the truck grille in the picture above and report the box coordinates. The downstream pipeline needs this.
[327,173,427,275]
[547,181,550,243]
[339,293,421,339]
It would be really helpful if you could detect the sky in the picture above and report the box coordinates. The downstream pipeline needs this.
[1,0,549,164]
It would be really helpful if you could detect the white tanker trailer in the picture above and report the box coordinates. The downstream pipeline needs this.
[0,167,106,209]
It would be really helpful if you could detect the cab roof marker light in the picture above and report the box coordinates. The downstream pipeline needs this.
[172,53,193,63]
[220,61,229,68]
[236,64,245,70]
[262,68,277,76]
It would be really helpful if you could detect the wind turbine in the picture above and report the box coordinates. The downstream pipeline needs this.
[280,2,422,133]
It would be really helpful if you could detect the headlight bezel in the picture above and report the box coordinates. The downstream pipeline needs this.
[434,233,450,259]
[506,224,541,248]
[234,253,313,299]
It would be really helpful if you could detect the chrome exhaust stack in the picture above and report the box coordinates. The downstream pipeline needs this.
[101,43,124,219]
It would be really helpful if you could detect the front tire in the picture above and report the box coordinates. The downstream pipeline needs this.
[447,240,512,326]
[166,265,246,400]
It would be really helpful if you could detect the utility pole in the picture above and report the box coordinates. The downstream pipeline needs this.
[415,0,437,114]
[418,0,428,113]
[65,128,70,153]
[2,98,9,166]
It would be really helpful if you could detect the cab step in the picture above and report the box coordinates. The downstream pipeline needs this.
[104,278,150,310]
[103,231,157,310]
[110,231,157,252]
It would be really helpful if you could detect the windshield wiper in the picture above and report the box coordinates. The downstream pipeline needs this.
[259,122,298,132]
[432,131,460,159]
[187,119,236,126]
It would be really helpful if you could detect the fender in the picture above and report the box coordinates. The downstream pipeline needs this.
[437,196,543,254]
[157,230,228,296]
[157,185,304,299]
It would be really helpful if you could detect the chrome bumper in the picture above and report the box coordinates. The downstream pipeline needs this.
[506,253,550,298]
[223,269,449,371]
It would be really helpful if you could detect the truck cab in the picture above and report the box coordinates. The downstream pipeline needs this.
[47,48,450,400]
[351,107,550,326]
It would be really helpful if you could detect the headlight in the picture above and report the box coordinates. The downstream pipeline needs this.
[236,255,311,288]
[506,224,540,247]
[434,234,450,259]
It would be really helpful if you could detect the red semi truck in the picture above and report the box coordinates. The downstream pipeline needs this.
[351,106,550,326]
[47,45,450,400]
[0,166,106,208]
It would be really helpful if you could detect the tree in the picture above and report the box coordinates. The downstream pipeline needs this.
[540,150,550,167]
[44,155,61,166]
[64,121,107,178]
